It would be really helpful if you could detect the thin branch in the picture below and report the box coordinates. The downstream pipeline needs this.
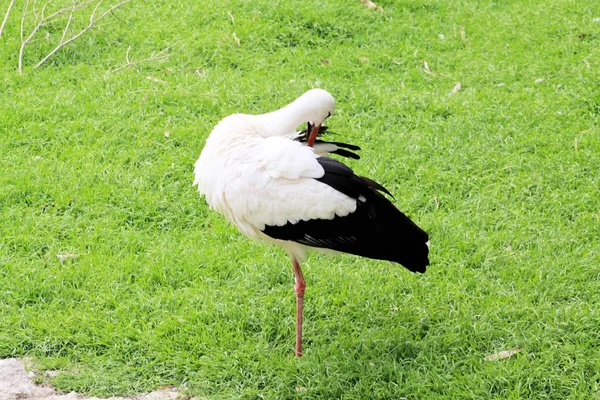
[89,0,103,22]
[18,0,97,73]
[0,0,16,38]
[19,0,32,73]
[109,46,169,74]
[34,0,132,69]
[31,0,40,23]
[20,0,28,43]
[36,0,96,22]
[33,0,54,29]
[19,0,54,73]
[108,7,127,24]
[61,1,77,44]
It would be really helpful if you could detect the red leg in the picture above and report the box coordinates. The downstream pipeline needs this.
[292,258,306,357]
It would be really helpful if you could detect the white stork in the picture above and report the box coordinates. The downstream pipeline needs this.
[193,89,429,357]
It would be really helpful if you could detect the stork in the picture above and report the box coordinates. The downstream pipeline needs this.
[193,89,429,357]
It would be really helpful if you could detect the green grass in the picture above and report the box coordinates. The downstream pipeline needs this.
[1,0,600,398]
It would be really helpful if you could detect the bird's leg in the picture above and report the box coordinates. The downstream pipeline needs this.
[306,124,320,148]
[292,258,306,357]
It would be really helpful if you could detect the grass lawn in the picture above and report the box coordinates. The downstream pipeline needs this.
[1,0,600,398]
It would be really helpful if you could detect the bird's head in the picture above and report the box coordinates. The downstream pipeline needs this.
[298,88,335,127]
[292,89,335,145]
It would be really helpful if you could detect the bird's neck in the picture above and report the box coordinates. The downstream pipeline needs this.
[256,101,311,137]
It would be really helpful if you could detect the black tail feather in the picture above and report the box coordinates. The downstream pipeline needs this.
[262,157,430,273]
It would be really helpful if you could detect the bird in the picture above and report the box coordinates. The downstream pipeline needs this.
[193,89,429,357]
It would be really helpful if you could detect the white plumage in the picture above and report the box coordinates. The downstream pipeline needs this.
[194,89,429,357]
[194,89,354,262]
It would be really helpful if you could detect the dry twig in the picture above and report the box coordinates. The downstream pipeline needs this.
[109,46,169,73]
[17,0,131,73]
[423,60,438,76]
[61,1,77,44]
[360,0,384,13]
[19,0,99,73]
[34,0,132,69]
[583,59,590,69]
[486,348,521,361]
[146,75,166,84]
[0,0,16,38]
[450,82,461,95]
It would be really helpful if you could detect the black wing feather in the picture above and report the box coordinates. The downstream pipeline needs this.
[358,175,394,198]
[296,125,362,160]
[327,147,361,160]
[262,157,429,273]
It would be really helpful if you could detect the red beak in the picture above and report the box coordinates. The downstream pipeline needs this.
[306,123,321,148]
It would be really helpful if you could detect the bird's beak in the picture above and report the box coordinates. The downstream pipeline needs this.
[307,123,321,148]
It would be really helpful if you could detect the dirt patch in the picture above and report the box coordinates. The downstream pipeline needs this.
[0,358,185,400]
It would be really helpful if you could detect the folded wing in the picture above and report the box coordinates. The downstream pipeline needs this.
[262,157,430,273]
